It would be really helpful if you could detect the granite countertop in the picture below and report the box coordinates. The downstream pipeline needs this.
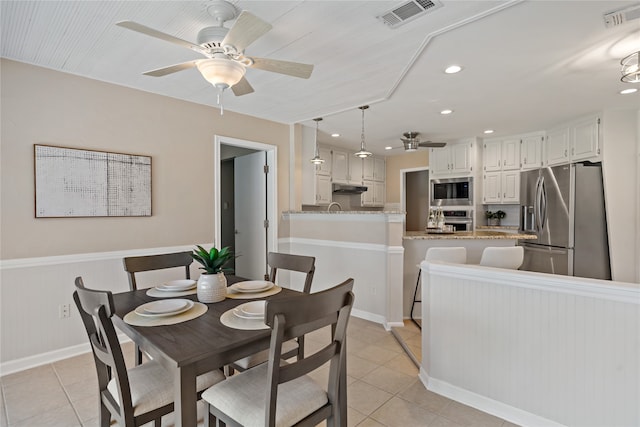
[404,230,537,240]
[283,210,404,215]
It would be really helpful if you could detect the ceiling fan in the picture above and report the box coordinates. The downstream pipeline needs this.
[116,1,313,101]
[393,132,446,152]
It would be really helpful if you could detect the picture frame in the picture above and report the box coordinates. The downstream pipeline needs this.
[34,144,152,217]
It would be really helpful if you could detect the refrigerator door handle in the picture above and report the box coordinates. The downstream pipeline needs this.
[534,176,542,231]
[539,177,547,229]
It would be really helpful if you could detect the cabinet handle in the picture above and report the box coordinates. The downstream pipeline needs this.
[571,148,575,155]
[524,157,527,164]
[503,160,506,166]
[564,149,567,157]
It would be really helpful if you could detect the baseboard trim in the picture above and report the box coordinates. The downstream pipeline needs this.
[0,334,131,376]
[418,371,566,427]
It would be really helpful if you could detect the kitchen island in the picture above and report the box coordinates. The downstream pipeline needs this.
[280,211,405,328]
[402,230,537,317]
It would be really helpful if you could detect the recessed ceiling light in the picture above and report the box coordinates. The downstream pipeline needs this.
[385,146,393,150]
[440,109,453,115]
[620,88,638,95]
[484,129,494,134]
[331,133,340,137]
[445,65,462,74]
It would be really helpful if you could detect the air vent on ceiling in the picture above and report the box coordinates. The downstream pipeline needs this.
[603,4,640,28]
[377,0,443,29]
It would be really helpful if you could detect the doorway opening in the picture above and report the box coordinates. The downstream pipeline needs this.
[401,167,430,231]
[214,136,278,280]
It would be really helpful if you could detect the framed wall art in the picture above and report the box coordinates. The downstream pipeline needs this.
[34,144,152,217]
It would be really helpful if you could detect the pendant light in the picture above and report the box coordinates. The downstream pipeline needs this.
[310,117,325,164]
[354,105,372,158]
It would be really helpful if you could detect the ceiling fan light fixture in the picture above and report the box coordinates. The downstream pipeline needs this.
[197,58,246,89]
[354,105,372,158]
[620,51,640,83]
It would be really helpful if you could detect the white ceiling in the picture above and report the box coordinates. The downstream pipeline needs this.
[2,0,639,155]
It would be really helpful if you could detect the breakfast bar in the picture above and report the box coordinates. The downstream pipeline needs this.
[401,230,537,317]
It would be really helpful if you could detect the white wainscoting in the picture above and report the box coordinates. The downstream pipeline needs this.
[0,245,206,375]
[279,237,404,329]
[419,262,640,427]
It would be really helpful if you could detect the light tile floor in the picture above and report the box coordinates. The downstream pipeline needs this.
[0,317,517,427]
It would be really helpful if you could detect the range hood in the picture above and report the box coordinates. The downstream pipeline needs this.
[332,183,368,194]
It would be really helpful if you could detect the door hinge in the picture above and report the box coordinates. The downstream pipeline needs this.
[264,219,269,228]
[263,165,269,174]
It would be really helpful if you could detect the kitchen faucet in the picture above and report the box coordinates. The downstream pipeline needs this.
[327,202,342,212]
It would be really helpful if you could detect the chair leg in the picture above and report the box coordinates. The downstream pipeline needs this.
[154,418,162,427]
[99,402,111,427]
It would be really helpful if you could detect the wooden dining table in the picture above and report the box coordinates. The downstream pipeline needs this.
[111,276,347,427]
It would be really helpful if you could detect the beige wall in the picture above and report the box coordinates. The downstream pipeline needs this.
[0,59,290,259]
[384,151,429,204]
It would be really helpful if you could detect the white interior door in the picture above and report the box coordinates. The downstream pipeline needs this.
[234,151,267,280]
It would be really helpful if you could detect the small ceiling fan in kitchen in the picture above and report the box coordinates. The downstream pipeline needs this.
[116,0,313,111]
[390,132,446,152]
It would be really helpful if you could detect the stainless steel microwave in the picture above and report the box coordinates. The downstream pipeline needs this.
[430,177,473,206]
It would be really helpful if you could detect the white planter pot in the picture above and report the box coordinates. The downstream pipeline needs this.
[197,272,227,303]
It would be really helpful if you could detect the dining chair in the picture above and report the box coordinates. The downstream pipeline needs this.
[123,251,193,365]
[73,277,225,427]
[230,252,316,372]
[202,278,354,427]
[411,247,467,329]
[122,251,193,291]
[479,246,524,269]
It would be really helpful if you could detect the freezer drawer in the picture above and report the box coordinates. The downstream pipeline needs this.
[520,243,573,276]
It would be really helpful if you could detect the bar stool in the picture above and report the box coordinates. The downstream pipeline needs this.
[410,247,467,329]
[479,246,524,269]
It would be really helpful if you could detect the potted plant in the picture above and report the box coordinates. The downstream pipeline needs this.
[191,245,235,303]
[485,210,506,226]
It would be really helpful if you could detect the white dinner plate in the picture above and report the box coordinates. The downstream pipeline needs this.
[156,279,197,292]
[232,281,274,293]
[135,299,194,317]
[233,301,266,320]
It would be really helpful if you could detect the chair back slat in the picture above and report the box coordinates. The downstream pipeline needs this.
[267,252,315,293]
[123,251,193,290]
[73,277,135,424]
[263,278,354,427]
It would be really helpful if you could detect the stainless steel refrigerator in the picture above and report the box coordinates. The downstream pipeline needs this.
[519,162,611,279]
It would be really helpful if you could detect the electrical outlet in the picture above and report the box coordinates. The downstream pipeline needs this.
[59,304,70,319]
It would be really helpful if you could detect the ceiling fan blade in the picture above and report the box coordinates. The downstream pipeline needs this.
[419,141,447,148]
[249,57,313,79]
[221,11,272,52]
[143,60,199,77]
[116,21,205,55]
[231,76,255,96]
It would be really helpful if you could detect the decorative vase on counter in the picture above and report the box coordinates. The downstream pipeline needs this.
[197,272,227,303]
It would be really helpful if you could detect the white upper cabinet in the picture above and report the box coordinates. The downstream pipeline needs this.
[331,149,349,184]
[349,156,364,185]
[520,134,544,170]
[430,140,475,177]
[483,138,520,172]
[546,114,601,166]
[316,146,332,176]
[363,156,386,181]
[301,124,334,206]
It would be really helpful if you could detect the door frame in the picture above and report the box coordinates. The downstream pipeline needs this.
[213,135,278,256]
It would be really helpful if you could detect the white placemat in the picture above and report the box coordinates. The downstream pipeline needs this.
[226,285,282,299]
[123,302,207,327]
[146,287,197,298]
[220,308,270,330]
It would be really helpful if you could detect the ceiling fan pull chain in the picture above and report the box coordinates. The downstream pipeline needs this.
[217,89,224,115]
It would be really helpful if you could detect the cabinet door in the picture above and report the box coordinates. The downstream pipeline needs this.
[331,150,348,184]
[572,116,600,161]
[546,127,570,166]
[521,135,543,170]
[316,146,332,176]
[374,181,385,206]
[362,157,375,180]
[451,143,472,174]
[316,175,332,205]
[374,157,386,181]
[501,171,520,203]
[501,138,520,170]
[483,140,502,172]
[430,147,451,175]
[361,180,374,206]
[348,156,363,185]
[483,172,501,203]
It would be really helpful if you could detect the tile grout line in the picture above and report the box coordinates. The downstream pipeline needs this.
[51,362,84,426]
